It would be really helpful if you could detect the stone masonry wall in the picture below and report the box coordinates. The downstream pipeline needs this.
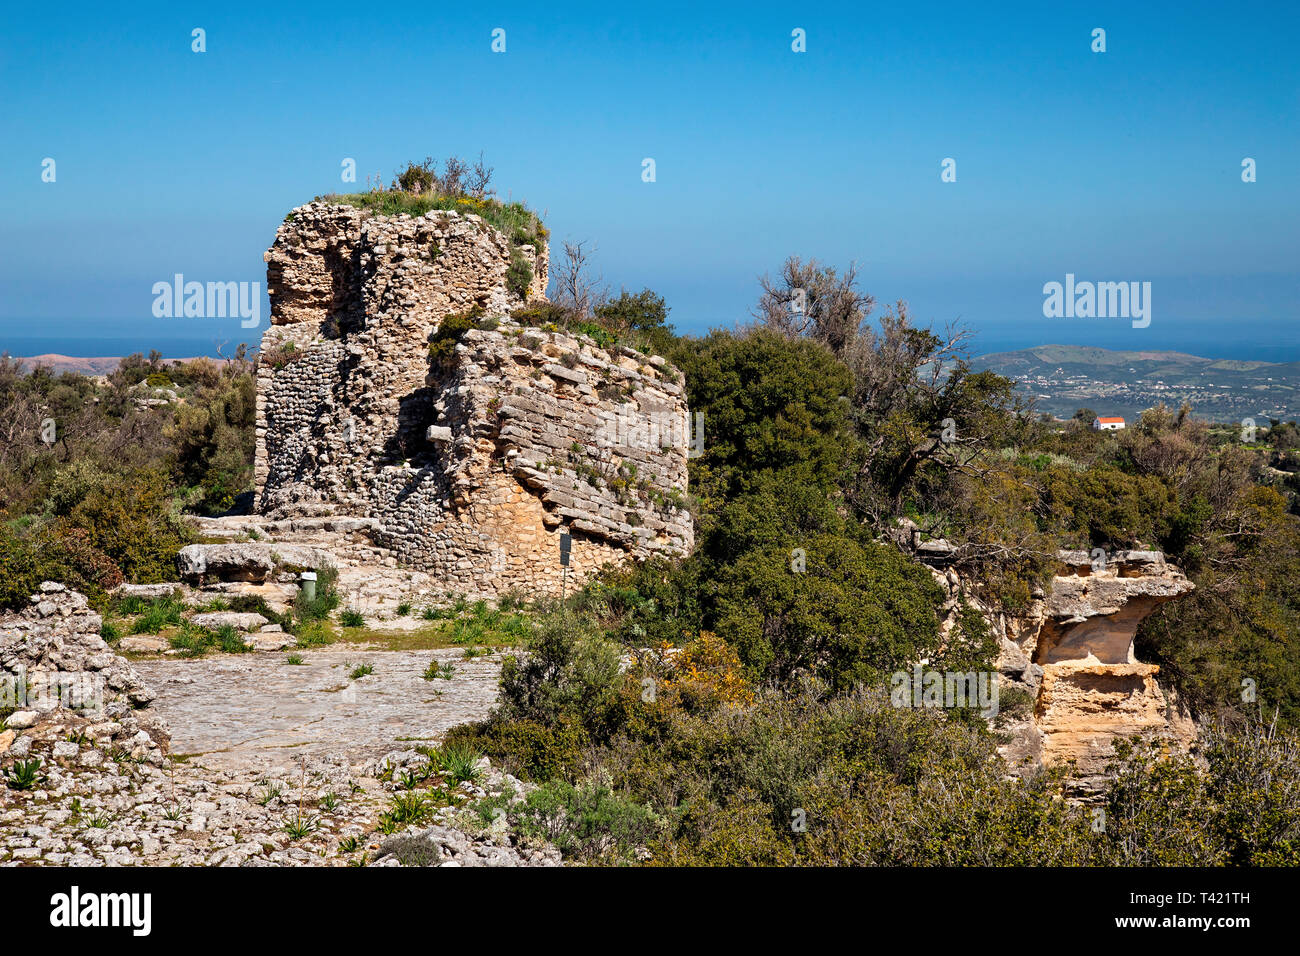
[254,202,692,596]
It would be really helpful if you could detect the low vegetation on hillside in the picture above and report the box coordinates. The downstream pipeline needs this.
[445,256,1300,864]
[3,242,1299,866]
[0,350,255,606]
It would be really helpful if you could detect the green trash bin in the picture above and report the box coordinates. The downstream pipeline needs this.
[300,571,317,603]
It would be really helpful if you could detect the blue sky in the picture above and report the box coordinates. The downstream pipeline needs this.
[1,1,1297,358]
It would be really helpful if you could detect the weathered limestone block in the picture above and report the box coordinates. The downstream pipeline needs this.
[119,636,169,654]
[1031,551,1196,791]
[177,542,335,583]
[178,543,275,582]
[1036,661,1196,793]
[111,583,184,600]
[189,612,270,632]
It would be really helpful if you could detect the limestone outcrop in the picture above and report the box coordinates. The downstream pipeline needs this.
[254,202,693,596]
[1031,551,1196,792]
[932,549,1196,792]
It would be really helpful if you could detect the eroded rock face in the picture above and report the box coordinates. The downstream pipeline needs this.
[254,202,693,597]
[1031,551,1196,792]
[1036,662,1195,793]
[933,550,1196,791]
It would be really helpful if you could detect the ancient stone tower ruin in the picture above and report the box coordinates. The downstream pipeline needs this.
[254,201,693,596]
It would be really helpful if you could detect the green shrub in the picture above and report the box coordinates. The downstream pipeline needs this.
[444,717,588,782]
[594,289,676,355]
[64,468,193,583]
[376,834,442,866]
[511,303,569,330]
[673,328,854,504]
[496,608,623,741]
[573,321,617,348]
[0,526,41,608]
[428,307,485,367]
[394,158,436,194]
[504,780,665,864]
[168,622,216,657]
[711,532,946,691]
[214,624,249,654]
[438,742,484,782]
[168,371,256,515]
[261,341,304,371]
[506,249,533,301]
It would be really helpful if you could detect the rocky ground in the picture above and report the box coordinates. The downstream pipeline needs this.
[1,717,558,866]
[133,648,503,773]
[1,583,560,867]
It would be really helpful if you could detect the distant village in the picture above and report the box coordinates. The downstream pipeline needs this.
[992,363,1298,424]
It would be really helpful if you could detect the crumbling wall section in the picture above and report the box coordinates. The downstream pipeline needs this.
[254,202,690,597]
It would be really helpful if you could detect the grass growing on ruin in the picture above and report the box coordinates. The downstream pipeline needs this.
[327,623,483,652]
[424,661,456,681]
[316,191,548,252]
[126,596,185,634]
[167,621,249,657]
[293,620,337,648]
[99,618,123,644]
[428,306,487,366]
[105,591,295,657]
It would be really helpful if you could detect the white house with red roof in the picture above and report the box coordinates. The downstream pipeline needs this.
[1092,416,1126,431]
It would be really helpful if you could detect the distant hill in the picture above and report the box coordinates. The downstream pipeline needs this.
[11,354,128,376]
[11,354,230,376]
[971,344,1300,423]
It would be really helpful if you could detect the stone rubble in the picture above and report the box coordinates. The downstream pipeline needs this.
[1,583,162,721]
[1,585,560,866]
[1,724,557,867]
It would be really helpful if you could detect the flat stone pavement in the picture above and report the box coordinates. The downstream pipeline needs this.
[134,648,502,774]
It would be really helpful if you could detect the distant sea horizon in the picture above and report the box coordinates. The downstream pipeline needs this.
[968,325,1300,364]
[3,317,1298,364]
[2,334,261,361]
